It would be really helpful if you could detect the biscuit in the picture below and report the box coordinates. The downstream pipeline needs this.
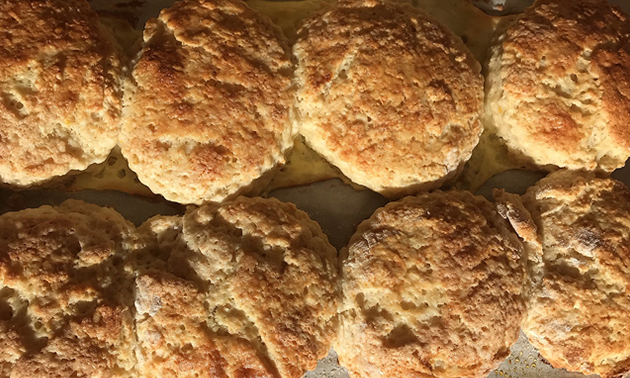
[336,191,526,378]
[293,0,483,197]
[133,196,339,378]
[486,0,630,171]
[120,0,295,205]
[0,200,144,378]
[0,0,123,187]
[517,171,630,378]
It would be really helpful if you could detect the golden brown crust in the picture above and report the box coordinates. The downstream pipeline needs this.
[593,41,630,152]
[120,0,295,204]
[135,196,339,378]
[0,200,142,378]
[294,0,483,197]
[521,171,630,378]
[134,271,241,378]
[0,0,123,186]
[486,0,630,171]
[336,191,526,378]
[11,305,136,378]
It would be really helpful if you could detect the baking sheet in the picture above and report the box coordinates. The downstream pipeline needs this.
[2,0,630,377]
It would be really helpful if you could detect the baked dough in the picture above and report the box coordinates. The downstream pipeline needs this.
[133,196,339,378]
[518,171,630,378]
[0,0,123,186]
[294,0,483,197]
[120,0,296,204]
[336,190,526,378]
[486,0,630,171]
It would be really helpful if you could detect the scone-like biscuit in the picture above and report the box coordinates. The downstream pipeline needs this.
[294,0,483,197]
[0,0,123,186]
[134,196,339,378]
[519,171,630,378]
[336,191,526,378]
[120,0,295,204]
[0,200,143,378]
[486,0,630,171]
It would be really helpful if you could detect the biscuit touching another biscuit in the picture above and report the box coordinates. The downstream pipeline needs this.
[0,0,124,187]
[336,191,526,378]
[133,196,340,378]
[0,200,143,378]
[516,171,630,378]
[0,197,339,378]
[294,0,483,198]
[486,0,630,172]
[120,0,296,205]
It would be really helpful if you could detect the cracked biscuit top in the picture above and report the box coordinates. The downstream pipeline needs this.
[133,196,339,378]
[0,200,142,378]
[486,0,630,171]
[336,190,526,378]
[293,0,483,198]
[0,0,123,186]
[519,171,630,378]
[120,0,295,205]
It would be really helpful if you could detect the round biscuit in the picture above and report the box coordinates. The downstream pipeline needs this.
[486,0,630,171]
[0,200,143,377]
[520,170,630,378]
[293,0,483,197]
[0,0,123,186]
[120,0,296,205]
[336,190,526,378]
[133,196,340,378]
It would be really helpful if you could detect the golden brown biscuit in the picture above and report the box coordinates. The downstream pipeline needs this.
[134,196,339,378]
[336,191,526,378]
[134,270,276,378]
[0,0,123,187]
[486,0,630,171]
[518,171,630,378]
[293,0,483,197]
[0,200,143,378]
[120,0,295,205]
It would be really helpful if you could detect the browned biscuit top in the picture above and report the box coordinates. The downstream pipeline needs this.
[0,200,142,378]
[294,0,483,197]
[0,0,123,186]
[521,171,630,378]
[134,196,339,378]
[336,191,526,378]
[121,0,295,204]
[486,0,630,171]
[134,270,277,378]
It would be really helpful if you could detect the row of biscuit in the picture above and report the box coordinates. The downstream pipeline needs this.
[2,0,628,205]
[1,170,628,378]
